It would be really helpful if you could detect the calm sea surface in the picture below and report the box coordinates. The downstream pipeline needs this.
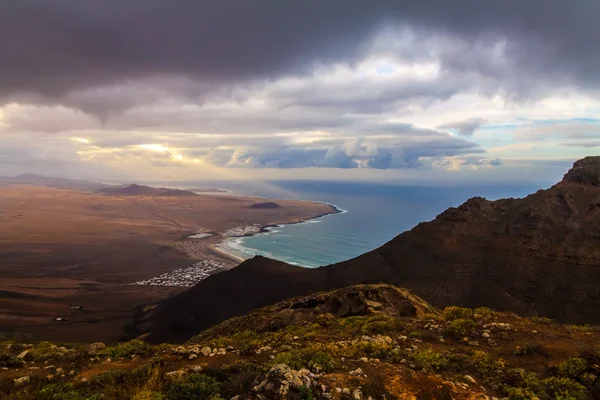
[209,181,545,268]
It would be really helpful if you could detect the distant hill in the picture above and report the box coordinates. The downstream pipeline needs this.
[248,201,282,209]
[98,183,198,197]
[0,173,114,190]
[144,156,600,343]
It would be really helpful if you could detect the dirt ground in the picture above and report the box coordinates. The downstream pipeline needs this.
[0,184,333,343]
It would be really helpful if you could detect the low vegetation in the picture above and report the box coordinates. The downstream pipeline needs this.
[1,284,599,399]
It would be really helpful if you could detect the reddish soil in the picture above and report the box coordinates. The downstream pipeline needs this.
[0,184,333,343]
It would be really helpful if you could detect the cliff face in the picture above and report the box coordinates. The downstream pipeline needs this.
[145,157,600,343]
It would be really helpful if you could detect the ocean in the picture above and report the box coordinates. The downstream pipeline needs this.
[213,181,546,268]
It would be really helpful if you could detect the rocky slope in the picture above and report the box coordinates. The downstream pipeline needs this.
[144,156,600,343]
[2,284,600,399]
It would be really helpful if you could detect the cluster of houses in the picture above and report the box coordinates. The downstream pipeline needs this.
[131,260,225,287]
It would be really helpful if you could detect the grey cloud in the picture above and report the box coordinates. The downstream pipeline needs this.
[0,0,599,110]
[560,141,600,148]
[459,157,504,166]
[437,118,486,136]
[197,132,482,169]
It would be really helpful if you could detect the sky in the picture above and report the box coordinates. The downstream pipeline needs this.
[1,1,599,184]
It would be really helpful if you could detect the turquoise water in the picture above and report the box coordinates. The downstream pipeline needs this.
[218,181,545,268]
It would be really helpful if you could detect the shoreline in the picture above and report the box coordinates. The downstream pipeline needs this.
[133,200,342,287]
[211,202,346,265]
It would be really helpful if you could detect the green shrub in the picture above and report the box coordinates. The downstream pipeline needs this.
[411,349,458,372]
[361,315,399,335]
[531,316,553,325]
[514,344,548,357]
[557,357,589,379]
[218,362,262,398]
[132,390,165,400]
[229,330,260,356]
[270,348,336,372]
[103,339,151,358]
[442,306,473,321]
[474,307,495,321]
[504,386,539,400]
[542,376,588,400]
[90,369,128,386]
[38,383,100,400]
[166,374,221,400]
[444,318,476,337]
[298,385,316,400]
[0,354,23,368]
[316,313,336,327]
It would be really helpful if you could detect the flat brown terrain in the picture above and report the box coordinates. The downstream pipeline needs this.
[0,184,334,343]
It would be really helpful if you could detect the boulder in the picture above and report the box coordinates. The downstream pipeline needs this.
[200,346,211,356]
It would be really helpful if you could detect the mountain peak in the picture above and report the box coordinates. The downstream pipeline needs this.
[561,156,600,186]
[15,173,48,180]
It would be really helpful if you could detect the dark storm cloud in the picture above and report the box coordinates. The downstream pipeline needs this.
[437,118,487,137]
[1,0,599,107]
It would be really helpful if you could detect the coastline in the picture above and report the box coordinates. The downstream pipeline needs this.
[211,202,346,265]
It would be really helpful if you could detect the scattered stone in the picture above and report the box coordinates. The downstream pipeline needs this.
[349,368,364,376]
[353,389,363,400]
[464,375,477,384]
[174,346,188,355]
[14,376,30,385]
[257,346,272,354]
[188,365,203,373]
[165,369,187,380]
[189,354,198,360]
[343,388,351,395]
[468,341,480,347]
[482,332,491,338]
[200,346,212,356]
[81,378,88,383]
[17,350,30,360]
[360,357,369,362]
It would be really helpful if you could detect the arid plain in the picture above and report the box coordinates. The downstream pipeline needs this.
[0,183,334,343]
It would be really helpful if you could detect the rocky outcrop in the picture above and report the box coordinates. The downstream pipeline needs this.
[253,364,316,399]
[145,157,600,343]
[561,156,600,186]
[194,285,439,338]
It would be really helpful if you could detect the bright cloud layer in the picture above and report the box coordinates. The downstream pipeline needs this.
[0,1,599,182]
